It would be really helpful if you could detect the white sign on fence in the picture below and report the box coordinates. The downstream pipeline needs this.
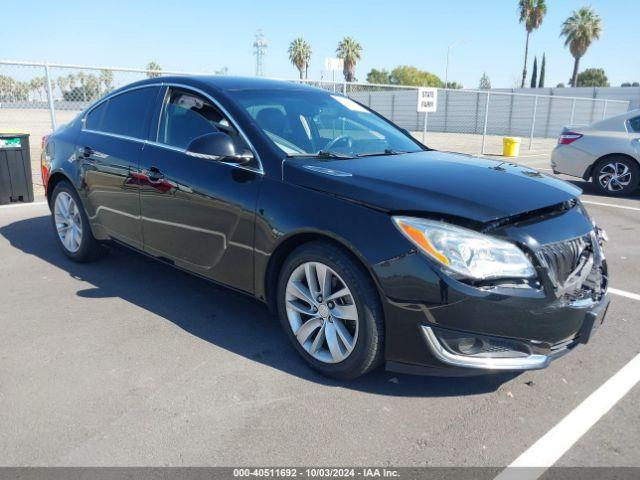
[324,57,344,71]
[417,87,438,113]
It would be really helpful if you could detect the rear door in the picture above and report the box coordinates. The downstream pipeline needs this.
[139,86,262,293]
[78,86,159,249]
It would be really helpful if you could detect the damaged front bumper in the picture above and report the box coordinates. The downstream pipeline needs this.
[377,203,610,376]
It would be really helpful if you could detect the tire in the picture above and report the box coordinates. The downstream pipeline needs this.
[592,156,640,197]
[51,180,106,262]
[276,241,384,380]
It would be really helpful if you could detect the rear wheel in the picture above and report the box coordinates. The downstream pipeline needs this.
[592,156,639,196]
[51,181,106,262]
[276,241,384,380]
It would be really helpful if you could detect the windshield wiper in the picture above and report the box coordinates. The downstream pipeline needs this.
[287,150,354,159]
[356,148,411,158]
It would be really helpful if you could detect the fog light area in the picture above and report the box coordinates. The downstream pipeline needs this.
[435,328,532,358]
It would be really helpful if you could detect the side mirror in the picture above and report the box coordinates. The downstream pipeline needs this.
[186,132,253,164]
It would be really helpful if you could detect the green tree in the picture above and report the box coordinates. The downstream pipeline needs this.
[146,61,162,78]
[445,81,464,89]
[29,76,46,101]
[336,37,362,82]
[389,66,443,87]
[530,56,538,88]
[366,68,391,84]
[538,53,546,87]
[288,37,312,80]
[556,83,565,88]
[99,69,115,95]
[561,7,603,87]
[479,72,491,90]
[518,0,547,88]
[62,72,100,102]
[576,68,609,87]
[56,76,68,96]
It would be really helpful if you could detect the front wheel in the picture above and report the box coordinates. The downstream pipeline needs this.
[592,156,639,196]
[51,181,106,262]
[276,242,384,380]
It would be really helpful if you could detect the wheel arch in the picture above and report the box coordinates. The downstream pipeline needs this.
[263,230,383,314]
[585,152,640,181]
[46,171,75,207]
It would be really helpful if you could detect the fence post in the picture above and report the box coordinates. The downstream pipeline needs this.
[481,92,490,155]
[391,93,396,123]
[422,112,429,143]
[529,96,539,150]
[602,100,608,119]
[443,90,449,133]
[570,98,576,125]
[342,82,347,95]
[44,63,57,131]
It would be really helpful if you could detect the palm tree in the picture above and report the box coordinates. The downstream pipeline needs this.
[99,69,114,95]
[146,61,162,78]
[561,7,602,87]
[518,0,547,88]
[288,37,312,80]
[336,37,362,82]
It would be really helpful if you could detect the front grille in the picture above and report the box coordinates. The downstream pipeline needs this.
[538,235,589,286]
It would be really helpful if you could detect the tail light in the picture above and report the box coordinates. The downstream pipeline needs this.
[558,132,583,145]
[41,136,51,193]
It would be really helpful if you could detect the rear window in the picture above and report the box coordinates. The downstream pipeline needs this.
[628,116,640,133]
[85,87,157,139]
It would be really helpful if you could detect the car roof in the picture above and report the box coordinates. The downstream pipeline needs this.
[119,75,324,94]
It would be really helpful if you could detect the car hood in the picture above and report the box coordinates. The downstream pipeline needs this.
[283,151,581,223]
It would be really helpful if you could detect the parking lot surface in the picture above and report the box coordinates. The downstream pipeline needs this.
[0,155,639,468]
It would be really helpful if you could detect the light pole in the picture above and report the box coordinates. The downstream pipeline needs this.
[444,41,466,89]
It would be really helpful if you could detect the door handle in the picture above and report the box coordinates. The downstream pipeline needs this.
[146,166,164,182]
[82,146,94,158]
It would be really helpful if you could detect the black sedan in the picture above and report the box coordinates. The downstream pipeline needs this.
[41,76,610,379]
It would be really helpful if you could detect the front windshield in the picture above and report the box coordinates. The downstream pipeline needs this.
[228,89,423,157]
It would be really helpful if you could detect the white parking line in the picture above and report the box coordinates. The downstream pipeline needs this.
[495,352,640,480]
[609,288,640,302]
[582,200,640,212]
[0,201,48,210]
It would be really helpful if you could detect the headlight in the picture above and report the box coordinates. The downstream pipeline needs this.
[392,216,535,280]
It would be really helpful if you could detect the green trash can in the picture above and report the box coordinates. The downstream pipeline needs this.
[0,132,34,205]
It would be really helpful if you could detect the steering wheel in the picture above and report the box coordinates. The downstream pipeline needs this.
[323,135,354,152]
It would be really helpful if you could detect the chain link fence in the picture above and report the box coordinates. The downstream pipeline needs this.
[0,60,631,193]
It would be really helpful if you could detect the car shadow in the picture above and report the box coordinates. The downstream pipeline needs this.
[0,215,519,398]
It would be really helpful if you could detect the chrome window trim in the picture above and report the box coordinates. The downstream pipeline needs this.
[421,325,550,371]
[81,81,264,175]
[82,128,146,145]
[82,83,161,133]
[154,83,264,174]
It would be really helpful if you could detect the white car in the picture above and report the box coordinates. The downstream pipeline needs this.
[551,109,640,196]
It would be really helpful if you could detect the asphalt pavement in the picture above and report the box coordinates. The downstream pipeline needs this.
[0,158,638,468]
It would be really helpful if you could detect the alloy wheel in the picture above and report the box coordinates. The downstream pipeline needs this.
[285,261,359,364]
[54,191,83,253]
[598,162,632,192]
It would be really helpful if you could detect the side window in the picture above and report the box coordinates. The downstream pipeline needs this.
[85,87,156,139]
[628,116,640,133]
[158,88,248,151]
[85,101,107,131]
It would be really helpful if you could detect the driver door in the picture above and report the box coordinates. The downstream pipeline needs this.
[139,86,262,293]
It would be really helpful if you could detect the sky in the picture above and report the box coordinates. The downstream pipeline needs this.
[2,0,638,88]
